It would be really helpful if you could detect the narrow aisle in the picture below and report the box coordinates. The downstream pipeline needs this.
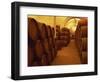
[52,40,81,65]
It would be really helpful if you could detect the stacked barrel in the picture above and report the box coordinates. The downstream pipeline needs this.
[46,25,57,63]
[55,25,62,50]
[75,18,88,64]
[55,25,70,50]
[60,28,70,47]
[28,18,57,66]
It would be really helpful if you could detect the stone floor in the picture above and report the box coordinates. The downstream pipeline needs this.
[52,40,81,65]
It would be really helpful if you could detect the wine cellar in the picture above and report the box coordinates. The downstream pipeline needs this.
[28,16,88,66]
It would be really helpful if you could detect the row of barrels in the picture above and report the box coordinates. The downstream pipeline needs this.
[55,25,70,50]
[75,18,88,64]
[28,18,57,66]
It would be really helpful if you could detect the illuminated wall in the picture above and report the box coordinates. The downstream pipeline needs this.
[65,18,80,33]
[28,15,54,27]
[28,15,80,33]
